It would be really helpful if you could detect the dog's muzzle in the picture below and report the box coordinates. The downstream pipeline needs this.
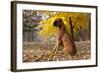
[53,21,58,26]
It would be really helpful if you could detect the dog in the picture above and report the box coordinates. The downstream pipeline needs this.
[51,18,77,57]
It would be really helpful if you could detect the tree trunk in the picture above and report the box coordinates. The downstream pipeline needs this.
[69,17,74,40]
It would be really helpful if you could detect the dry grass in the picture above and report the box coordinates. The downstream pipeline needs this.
[23,41,91,62]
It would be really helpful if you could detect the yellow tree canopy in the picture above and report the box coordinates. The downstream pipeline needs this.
[37,12,90,38]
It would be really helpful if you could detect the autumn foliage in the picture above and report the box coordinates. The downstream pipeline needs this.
[37,12,90,40]
[23,10,91,62]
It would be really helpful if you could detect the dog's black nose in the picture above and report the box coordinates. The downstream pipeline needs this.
[53,21,57,26]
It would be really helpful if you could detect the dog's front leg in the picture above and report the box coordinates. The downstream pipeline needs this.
[50,41,60,58]
[51,43,57,54]
[54,41,60,55]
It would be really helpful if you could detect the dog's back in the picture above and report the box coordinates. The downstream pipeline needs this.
[58,24,77,56]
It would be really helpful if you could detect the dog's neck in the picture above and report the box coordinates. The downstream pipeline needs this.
[58,24,66,31]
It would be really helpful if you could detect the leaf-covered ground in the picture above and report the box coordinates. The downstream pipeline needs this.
[23,41,91,62]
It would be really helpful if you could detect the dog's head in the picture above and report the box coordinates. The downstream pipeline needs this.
[53,18,63,27]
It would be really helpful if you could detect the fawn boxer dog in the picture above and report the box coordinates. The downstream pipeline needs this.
[51,18,77,57]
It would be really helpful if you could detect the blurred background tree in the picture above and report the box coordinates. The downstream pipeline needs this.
[23,10,42,42]
[23,10,91,42]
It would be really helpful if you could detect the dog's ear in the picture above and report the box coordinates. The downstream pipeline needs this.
[55,18,63,23]
[57,18,63,22]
